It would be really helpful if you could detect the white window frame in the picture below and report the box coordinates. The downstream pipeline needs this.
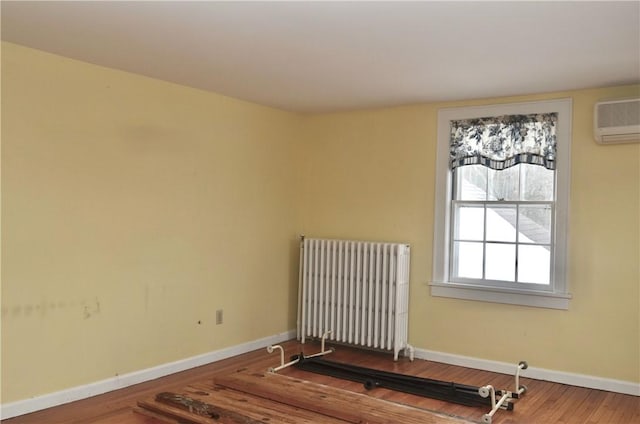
[430,98,572,310]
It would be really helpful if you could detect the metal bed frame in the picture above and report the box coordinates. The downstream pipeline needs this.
[266,332,528,424]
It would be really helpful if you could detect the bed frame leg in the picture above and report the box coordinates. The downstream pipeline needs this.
[479,385,510,424]
[267,331,335,373]
[478,360,529,423]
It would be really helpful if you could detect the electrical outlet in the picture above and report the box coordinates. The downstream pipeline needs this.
[216,309,223,325]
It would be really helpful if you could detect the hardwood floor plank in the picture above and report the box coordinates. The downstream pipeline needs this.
[133,407,182,424]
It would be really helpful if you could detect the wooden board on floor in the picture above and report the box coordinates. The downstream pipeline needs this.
[184,382,348,424]
[136,381,350,424]
[215,370,473,424]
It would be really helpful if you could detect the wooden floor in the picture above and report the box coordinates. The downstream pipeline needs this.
[3,340,639,424]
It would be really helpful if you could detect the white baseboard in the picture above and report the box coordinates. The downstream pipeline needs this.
[413,347,640,396]
[1,329,297,420]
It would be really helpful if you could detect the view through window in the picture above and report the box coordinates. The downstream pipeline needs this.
[451,163,554,286]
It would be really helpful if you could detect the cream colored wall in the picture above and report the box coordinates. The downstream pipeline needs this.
[2,40,638,407]
[1,42,301,403]
[300,85,640,383]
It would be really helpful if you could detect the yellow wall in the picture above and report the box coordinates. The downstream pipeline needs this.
[300,86,640,383]
[1,42,301,402]
[2,41,639,405]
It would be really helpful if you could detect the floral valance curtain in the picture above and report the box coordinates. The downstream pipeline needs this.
[450,113,558,171]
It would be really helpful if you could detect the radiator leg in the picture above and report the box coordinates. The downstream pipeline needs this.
[405,344,415,362]
[394,344,415,361]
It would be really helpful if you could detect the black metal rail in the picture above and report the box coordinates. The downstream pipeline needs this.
[292,354,512,409]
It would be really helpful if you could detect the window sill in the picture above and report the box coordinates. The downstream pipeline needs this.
[429,282,571,310]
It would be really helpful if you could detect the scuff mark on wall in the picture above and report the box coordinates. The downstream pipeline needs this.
[144,284,150,313]
[83,298,101,319]
[2,298,97,320]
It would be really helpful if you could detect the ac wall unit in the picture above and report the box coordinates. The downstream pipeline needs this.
[594,98,640,144]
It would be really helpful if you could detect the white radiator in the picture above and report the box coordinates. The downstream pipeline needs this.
[297,237,413,360]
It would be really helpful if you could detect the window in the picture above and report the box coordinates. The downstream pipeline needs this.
[431,99,572,309]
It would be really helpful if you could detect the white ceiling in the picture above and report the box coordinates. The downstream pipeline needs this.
[2,1,639,113]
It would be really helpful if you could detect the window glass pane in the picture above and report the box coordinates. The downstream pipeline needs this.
[486,205,517,242]
[488,165,519,201]
[521,164,554,201]
[453,241,483,279]
[454,205,484,241]
[485,243,515,281]
[455,165,487,200]
[519,204,552,244]
[518,245,550,284]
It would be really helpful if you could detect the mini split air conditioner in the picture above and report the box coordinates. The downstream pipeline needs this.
[594,98,640,144]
